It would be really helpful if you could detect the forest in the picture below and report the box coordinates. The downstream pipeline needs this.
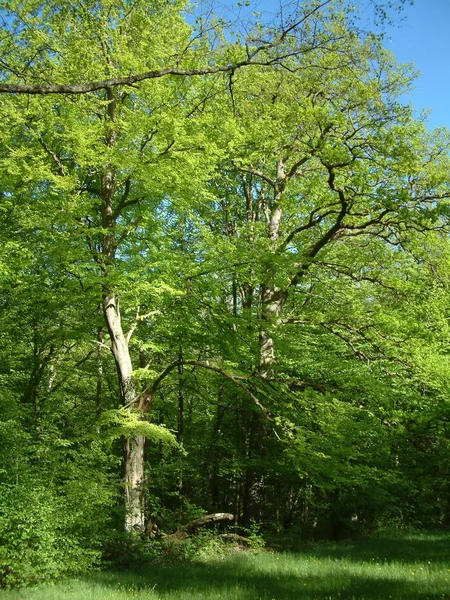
[0,0,450,592]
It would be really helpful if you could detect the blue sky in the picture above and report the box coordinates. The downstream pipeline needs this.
[386,0,450,130]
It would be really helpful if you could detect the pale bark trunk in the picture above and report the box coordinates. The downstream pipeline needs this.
[96,324,103,417]
[210,384,225,510]
[103,293,146,532]
[243,178,286,522]
[103,295,133,402]
[259,172,286,376]
[251,284,285,520]
[177,347,184,446]
[124,434,146,532]
[258,285,285,378]
[32,323,41,437]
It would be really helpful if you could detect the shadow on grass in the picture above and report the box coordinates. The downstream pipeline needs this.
[90,533,450,600]
[302,532,450,565]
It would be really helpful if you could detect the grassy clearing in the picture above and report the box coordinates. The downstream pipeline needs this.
[1,532,449,599]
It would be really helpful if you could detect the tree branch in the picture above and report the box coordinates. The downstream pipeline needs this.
[0,60,271,95]
[0,1,338,97]
[35,132,67,176]
[289,165,348,287]
[277,206,340,253]
[139,360,272,420]
[112,176,132,219]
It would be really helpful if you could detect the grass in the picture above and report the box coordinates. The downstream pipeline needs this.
[1,532,450,599]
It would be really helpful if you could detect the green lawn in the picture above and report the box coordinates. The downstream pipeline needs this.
[2,533,449,599]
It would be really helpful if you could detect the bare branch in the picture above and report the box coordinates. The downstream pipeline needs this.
[0,60,269,95]
[234,165,277,190]
[112,176,131,219]
[321,322,370,363]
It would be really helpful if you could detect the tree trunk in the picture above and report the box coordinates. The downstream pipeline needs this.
[210,384,225,510]
[32,323,42,437]
[258,284,286,377]
[242,411,266,526]
[177,346,184,506]
[243,202,287,519]
[96,324,103,417]
[163,513,234,541]
[124,434,146,532]
[103,293,145,532]
[23,323,54,439]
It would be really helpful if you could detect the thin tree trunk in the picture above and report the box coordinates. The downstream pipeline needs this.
[210,384,225,510]
[242,411,266,526]
[33,324,41,438]
[33,323,41,437]
[177,347,184,446]
[23,323,53,438]
[33,385,41,439]
[96,324,103,417]
[177,346,184,506]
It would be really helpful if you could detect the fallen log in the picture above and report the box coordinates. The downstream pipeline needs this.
[162,513,234,541]
[184,513,234,534]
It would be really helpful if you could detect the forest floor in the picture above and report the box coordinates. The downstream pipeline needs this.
[1,532,449,600]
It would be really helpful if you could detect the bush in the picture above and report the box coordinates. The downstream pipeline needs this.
[159,531,230,563]
[0,484,107,588]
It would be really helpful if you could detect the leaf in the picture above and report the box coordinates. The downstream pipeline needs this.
[97,409,178,448]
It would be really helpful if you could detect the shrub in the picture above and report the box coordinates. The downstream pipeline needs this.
[0,484,108,588]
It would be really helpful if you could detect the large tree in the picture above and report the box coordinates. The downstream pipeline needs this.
[1,0,448,540]
[181,21,450,522]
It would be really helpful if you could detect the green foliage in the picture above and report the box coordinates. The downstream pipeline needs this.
[0,0,450,587]
[0,484,106,588]
[98,410,179,449]
[159,530,255,564]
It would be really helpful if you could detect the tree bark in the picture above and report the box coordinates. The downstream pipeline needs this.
[92,89,147,532]
[23,323,54,439]
[242,412,266,526]
[258,285,286,378]
[242,179,287,523]
[177,346,184,506]
[163,513,234,540]
[103,294,145,532]
[96,324,103,417]
[124,434,146,532]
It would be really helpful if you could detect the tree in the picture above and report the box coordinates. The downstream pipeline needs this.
[0,0,448,546]
[180,20,450,523]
